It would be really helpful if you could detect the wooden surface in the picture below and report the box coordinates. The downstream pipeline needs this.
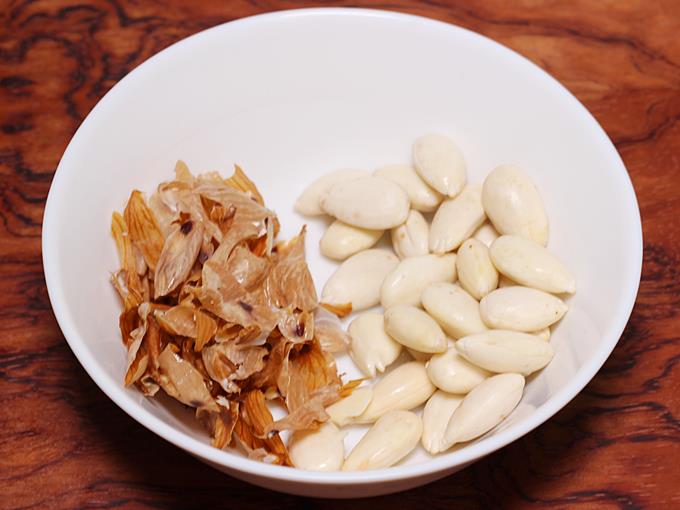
[1,0,679,508]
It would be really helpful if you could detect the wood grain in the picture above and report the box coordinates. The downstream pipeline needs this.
[1,0,679,508]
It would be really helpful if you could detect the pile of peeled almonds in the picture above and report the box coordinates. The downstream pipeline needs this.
[290,133,575,470]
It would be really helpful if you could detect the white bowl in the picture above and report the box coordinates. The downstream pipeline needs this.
[42,8,642,498]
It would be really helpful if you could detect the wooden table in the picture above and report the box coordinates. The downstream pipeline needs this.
[2,1,678,507]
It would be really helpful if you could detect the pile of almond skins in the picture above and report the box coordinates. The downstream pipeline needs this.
[111,163,352,466]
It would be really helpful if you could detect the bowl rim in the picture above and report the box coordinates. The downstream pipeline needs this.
[42,7,643,485]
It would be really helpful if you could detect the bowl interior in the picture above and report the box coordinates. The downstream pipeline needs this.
[43,8,641,488]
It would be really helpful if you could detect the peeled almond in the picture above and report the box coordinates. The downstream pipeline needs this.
[421,283,487,339]
[472,222,499,247]
[456,330,554,375]
[348,312,402,377]
[295,169,368,216]
[482,165,549,245]
[426,347,490,394]
[391,210,429,259]
[321,249,399,312]
[456,238,499,300]
[429,185,486,253]
[356,361,435,423]
[374,164,443,212]
[422,391,463,454]
[319,176,410,229]
[343,410,422,471]
[490,236,576,294]
[289,421,346,471]
[479,286,568,331]
[319,221,383,260]
[441,373,524,449]
[380,254,457,308]
[384,305,447,353]
[326,387,374,427]
[413,133,466,197]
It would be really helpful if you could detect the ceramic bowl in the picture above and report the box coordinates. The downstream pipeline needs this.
[42,8,642,498]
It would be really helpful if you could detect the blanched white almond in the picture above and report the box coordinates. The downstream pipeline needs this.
[380,254,457,308]
[384,305,447,353]
[374,164,443,212]
[295,169,368,216]
[421,283,487,339]
[429,185,485,254]
[348,312,402,377]
[356,361,436,423]
[426,347,490,394]
[319,176,410,229]
[456,330,554,375]
[391,210,429,259]
[322,249,399,311]
[490,235,576,294]
[482,165,549,245]
[456,238,499,300]
[480,286,568,331]
[422,391,463,454]
[533,327,551,341]
[407,348,432,362]
[319,220,383,260]
[472,222,499,247]
[326,387,374,427]
[441,373,524,449]
[343,410,422,471]
[289,422,346,471]
[413,134,466,197]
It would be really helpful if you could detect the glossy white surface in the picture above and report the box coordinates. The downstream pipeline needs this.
[42,8,642,498]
